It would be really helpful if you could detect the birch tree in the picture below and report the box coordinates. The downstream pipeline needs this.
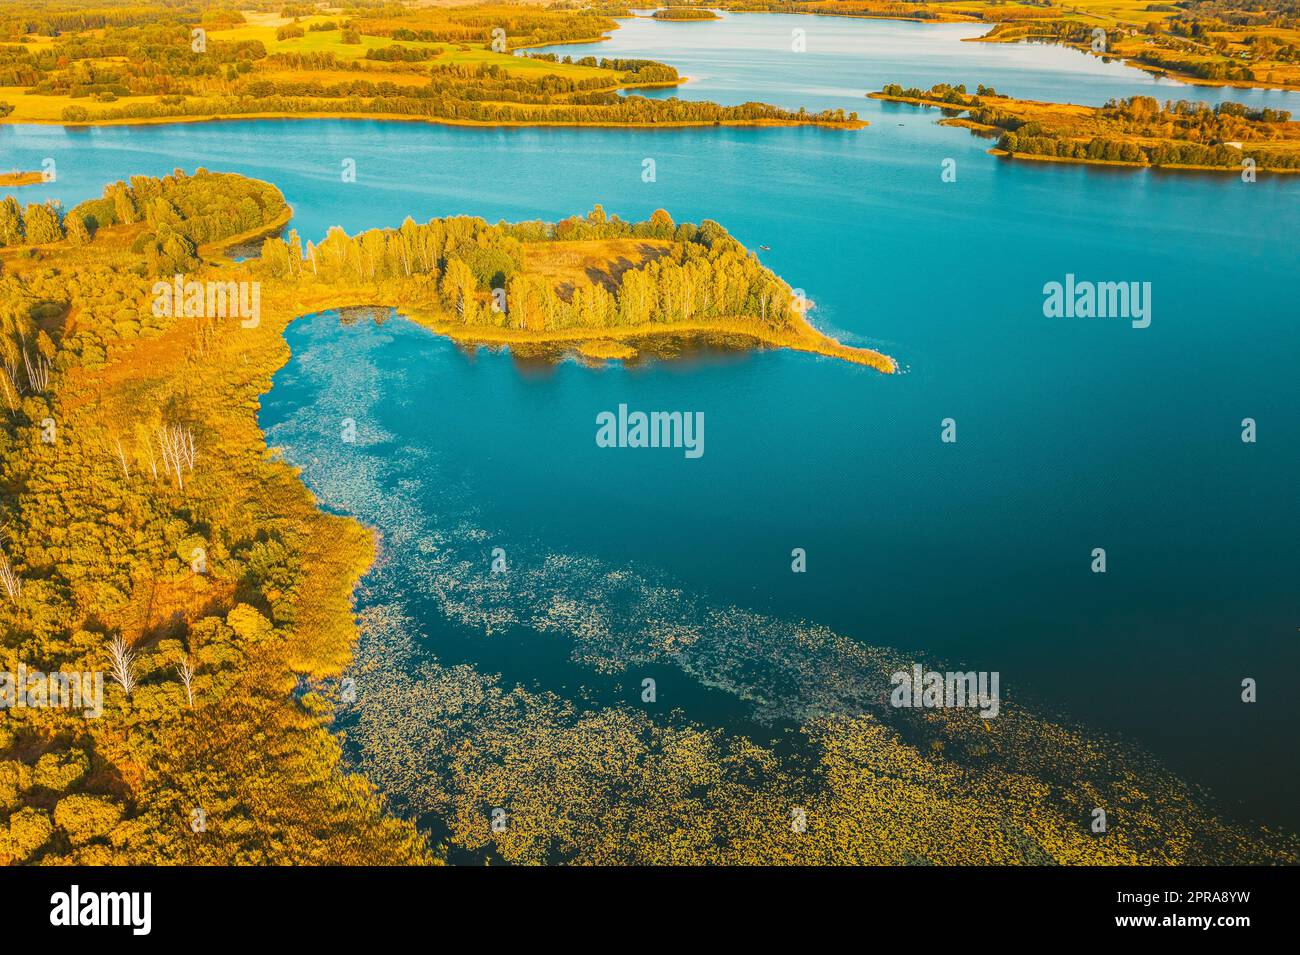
[176,656,197,709]
[107,634,137,698]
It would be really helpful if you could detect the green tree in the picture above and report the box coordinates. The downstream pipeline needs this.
[22,202,64,245]
[0,197,23,246]
[65,212,92,246]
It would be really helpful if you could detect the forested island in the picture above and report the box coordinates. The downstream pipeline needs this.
[651,7,722,20]
[0,2,860,129]
[873,82,1300,171]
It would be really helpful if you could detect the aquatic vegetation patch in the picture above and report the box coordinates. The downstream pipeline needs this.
[271,312,1296,864]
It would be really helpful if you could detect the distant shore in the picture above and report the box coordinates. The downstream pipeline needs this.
[967,31,1300,94]
[985,146,1300,174]
[1,110,865,132]
[0,170,44,186]
[870,90,1300,174]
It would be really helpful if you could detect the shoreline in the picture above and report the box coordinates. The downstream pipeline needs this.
[968,31,1300,94]
[414,310,898,372]
[287,293,897,373]
[251,281,895,373]
[985,146,1300,174]
[0,110,864,132]
[203,204,296,257]
[871,91,1300,174]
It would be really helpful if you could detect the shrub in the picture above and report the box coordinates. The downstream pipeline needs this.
[54,795,124,846]
[0,761,32,812]
[1,808,52,863]
[32,749,89,793]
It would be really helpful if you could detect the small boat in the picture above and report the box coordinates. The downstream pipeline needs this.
[759,244,770,251]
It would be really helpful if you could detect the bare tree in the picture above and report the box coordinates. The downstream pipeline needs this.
[22,348,49,394]
[0,540,21,604]
[0,366,18,414]
[177,427,197,470]
[107,634,137,698]
[156,423,197,490]
[175,655,197,709]
[138,429,159,481]
[110,435,132,479]
[0,339,19,385]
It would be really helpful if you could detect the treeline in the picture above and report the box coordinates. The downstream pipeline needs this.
[0,171,278,371]
[997,133,1147,164]
[1102,94,1290,127]
[259,207,797,333]
[65,169,287,274]
[990,94,1300,168]
[0,46,41,87]
[198,66,652,106]
[71,87,858,127]
[1133,50,1257,82]
[264,50,428,76]
[2,170,285,272]
[0,197,90,250]
[1180,0,1300,28]
[15,28,269,102]
[356,8,619,49]
[879,82,988,107]
[877,83,1300,170]
[523,53,679,84]
[724,1,946,21]
[652,8,720,20]
[0,0,198,36]
[1000,130,1300,168]
[365,44,443,62]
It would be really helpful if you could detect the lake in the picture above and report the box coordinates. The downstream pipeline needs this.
[6,12,1298,832]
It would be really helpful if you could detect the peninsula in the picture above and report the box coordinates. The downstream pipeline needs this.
[872,83,1300,172]
[0,168,890,864]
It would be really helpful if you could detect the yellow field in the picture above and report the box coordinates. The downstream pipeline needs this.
[0,89,170,122]
[0,10,629,126]
[210,12,621,82]
[258,68,433,88]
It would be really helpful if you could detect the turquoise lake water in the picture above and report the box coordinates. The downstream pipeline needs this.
[5,13,1297,829]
